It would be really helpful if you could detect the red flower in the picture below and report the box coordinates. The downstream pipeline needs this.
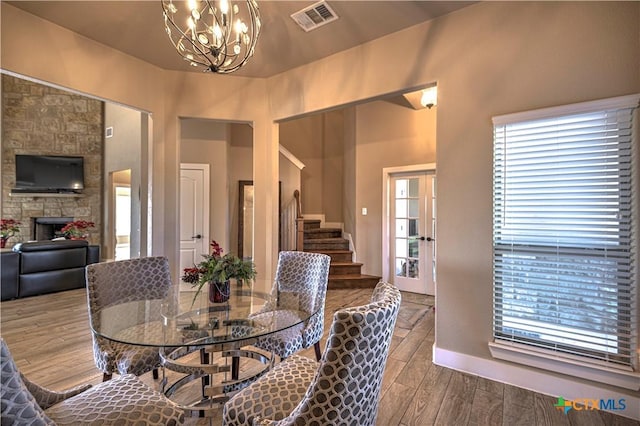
[210,240,223,257]
[0,219,21,239]
[60,220,95,238]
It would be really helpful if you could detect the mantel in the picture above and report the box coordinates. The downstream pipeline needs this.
[9,192,83,198]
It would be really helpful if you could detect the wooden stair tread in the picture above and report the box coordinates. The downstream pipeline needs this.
[330,262,363,267]
[303,237,346,242]
[329,274,380,280]
[307,249,351,254]
[302,224,377,289]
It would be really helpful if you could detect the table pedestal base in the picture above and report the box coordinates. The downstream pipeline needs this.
[160,345,275,417]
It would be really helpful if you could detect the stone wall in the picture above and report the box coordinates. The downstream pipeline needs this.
[1,74,103,247]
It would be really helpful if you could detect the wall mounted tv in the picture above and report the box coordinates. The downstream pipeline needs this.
[14,155,85,193]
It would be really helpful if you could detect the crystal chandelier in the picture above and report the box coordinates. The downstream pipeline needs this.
[162,0,261,73]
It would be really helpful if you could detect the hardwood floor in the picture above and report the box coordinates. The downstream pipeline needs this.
[1,288,637,425]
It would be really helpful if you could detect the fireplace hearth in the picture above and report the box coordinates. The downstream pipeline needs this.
[32,217,73,240]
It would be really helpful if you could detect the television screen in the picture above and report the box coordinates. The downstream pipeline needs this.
[15,155,85,192]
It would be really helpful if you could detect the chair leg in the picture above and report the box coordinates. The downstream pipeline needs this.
[314,341,322,361]
[102,372,112,382]
[232,356,240,380]
[152,368,159,380]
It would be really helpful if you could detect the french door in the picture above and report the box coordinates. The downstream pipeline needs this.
[390,172,436,295]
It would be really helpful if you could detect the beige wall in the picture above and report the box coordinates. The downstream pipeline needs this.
[104,103,142,260]
[2,0,639,409]
[162,71,275,290]
[279,115,324,216]
[266,0,640,406]
[179,120,253,256]
[279,111,344,223]
[322,110,344,223]
[343,107,357,240]
[354,101,436,275]
[180,119,230,250]
[229,123,254,255]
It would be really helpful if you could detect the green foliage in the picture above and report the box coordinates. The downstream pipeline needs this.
[181,240,257,305]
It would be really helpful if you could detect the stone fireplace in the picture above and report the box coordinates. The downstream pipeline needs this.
[32,217,73,241]
[1,74,102,249]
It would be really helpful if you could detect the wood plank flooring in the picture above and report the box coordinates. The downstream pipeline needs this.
[1,288,637,425]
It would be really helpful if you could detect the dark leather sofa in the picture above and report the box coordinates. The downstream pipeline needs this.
[1,240,100,301]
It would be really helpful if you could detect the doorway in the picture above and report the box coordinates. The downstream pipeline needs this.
[114,184,131,260]
[108,169,132,261]
[384,166,436,295]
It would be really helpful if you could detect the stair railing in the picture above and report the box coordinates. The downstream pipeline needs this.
[294,190,304,251]
[280,190,304,251]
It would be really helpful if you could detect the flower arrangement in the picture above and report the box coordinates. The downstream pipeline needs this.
[60,220,95,239]
[182,240,256,304]
[0,219,21,245]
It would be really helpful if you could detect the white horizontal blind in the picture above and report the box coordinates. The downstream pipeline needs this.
[493,97,637,368]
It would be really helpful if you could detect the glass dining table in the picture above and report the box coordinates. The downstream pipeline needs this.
[90,281,319,416]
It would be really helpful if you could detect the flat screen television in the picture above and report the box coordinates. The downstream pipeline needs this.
[14,155,85,193]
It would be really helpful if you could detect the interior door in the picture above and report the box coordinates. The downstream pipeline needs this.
[179,164,209,284]
[390,172,436,295]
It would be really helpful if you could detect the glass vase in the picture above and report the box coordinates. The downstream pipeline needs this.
[209,280,230,303]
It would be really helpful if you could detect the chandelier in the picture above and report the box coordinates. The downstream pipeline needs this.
[162,0,261,74]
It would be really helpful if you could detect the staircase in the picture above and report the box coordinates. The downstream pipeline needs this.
[302,219,380,289]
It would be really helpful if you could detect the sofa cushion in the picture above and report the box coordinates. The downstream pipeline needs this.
[14,240,89,252]
[19,269,86,298]
[2,240,100,300]
[1,252,19,301]
[20,248,87,274]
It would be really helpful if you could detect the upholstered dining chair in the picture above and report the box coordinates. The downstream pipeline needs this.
[0,338,184,425]
[86,256,172,381]
[252,251,331,361]
[223,280,402,426]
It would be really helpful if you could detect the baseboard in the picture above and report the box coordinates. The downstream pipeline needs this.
[432,346,640,421]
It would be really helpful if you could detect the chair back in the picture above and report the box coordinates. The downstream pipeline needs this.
[86,256,172,328]
[274,251,330,314]
[1,338,53,424]
[286,281,402,425]
[274,251,331,348]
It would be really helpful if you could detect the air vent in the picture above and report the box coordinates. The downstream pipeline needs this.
[291,1,338,32]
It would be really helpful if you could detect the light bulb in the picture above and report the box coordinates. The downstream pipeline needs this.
[420,87,437,108]
[234,19,243,35]
[220,0,229,14]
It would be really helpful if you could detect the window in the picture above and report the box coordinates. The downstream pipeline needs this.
[492,95,639,381]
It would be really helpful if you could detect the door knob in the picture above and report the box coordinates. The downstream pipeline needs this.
[192,234,202,239]
[426,236,434,242]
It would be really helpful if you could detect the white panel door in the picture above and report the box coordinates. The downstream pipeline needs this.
[390,172,436,295]
[179,164,209,279]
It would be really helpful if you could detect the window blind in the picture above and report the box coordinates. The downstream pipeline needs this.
[492,96,638,369]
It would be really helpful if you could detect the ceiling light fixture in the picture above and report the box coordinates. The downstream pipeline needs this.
[420,86,438,109]
[162,0,261,74]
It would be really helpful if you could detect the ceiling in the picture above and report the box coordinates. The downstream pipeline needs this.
[8,1,475,78]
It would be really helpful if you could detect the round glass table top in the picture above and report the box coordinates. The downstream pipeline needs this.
[91,286,318,348]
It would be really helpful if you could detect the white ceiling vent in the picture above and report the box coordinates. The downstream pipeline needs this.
[291,1,339,32]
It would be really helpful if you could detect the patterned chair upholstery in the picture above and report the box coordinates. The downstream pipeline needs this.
[252,251,331,361]
[223,281,402,426]
[86,256,172,381]
[0,338,184,425]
